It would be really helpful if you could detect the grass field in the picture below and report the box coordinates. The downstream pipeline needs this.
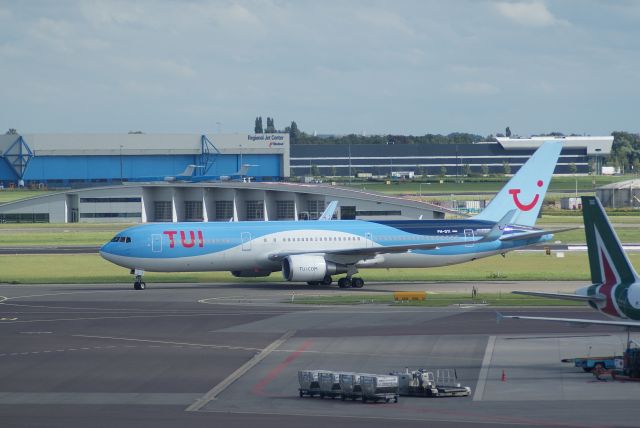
[0,190,54,203]
[289,293,583,307]
[1,251,637,284]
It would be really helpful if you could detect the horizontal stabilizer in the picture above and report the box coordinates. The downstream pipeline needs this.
[500,227,579,242]
[480,209,515,242]
[511,290,605,302]
[498,314,640,328]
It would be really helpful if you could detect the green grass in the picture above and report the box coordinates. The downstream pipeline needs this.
[2,251,639,284]
[289,293,583,307]
[0,190,55,203]
[338,175,635,195]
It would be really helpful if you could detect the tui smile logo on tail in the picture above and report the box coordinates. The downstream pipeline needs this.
[508,180,543,211]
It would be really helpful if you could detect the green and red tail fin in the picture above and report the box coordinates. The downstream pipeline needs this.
[581,196,638,285]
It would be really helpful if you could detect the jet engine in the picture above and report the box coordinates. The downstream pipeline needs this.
[282,255,347,282]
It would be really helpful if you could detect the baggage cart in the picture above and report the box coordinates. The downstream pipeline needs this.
[339,372,363,401]
[298,370,322,397]
[360,374,399,403]
[318,371,342,399]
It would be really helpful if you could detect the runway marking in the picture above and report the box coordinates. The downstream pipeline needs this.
[251,339,313,397]
[0,317,18,321]
[473,335,496,402]
[0,296,7,303]
[185,330,297,412]
[19,331,52,334]
[0,345,118,359]
[0,312,291,324]
[73,334,264,352]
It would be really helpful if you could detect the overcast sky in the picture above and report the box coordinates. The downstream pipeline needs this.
[0,0,638,137]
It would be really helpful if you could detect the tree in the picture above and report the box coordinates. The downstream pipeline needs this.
[254,117,263,134]
[502,161,511,175]
[569,162,578,174]
[5,128,17,135]
[266,117,276,133]
[289,121,300,144]
[505,126,511,137]
[439,166,447,178]
[330,166,337,177]
[462,164,471,177]
[310,164,320,176]
[481,164,489,176]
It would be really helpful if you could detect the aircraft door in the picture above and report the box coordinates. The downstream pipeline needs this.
[151,234,162,252]
[464,229,474,247]
[241,232,252,251]
[365,232,373,248]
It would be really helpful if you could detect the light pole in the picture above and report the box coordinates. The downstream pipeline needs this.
[119,145,123,183]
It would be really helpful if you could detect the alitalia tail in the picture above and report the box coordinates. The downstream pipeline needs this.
[100,142,567,290]
[499,196,640,328]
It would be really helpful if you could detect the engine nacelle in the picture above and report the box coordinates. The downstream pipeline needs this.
[231,269,272,278]
[282,255,347,282]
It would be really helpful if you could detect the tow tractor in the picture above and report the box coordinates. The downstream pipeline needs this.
[394,368,471,398]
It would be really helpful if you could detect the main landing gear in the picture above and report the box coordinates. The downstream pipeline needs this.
[131,269,146,290]
[338,277,364,288]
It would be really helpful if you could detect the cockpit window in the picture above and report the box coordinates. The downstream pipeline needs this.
[126,237,131,243]
[111,236,132,243]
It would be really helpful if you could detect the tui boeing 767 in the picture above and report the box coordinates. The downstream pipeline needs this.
[100,142,567,290]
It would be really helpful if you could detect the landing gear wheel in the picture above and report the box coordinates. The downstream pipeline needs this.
[321,275,333,286]
[351,277,364,288]
[338,278,351,288]
[134,281,146,290]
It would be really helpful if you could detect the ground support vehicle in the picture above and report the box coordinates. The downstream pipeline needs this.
[318,371,342,399]
[395,369,471,397]
[298,370,322,397]
[562,356,623,373]
[360,374,399,403]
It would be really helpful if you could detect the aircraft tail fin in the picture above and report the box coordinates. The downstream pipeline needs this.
[235,164,252,176]
[473,141,562,227]
[581,196,638,285]
[318,201,339,221]
[177,165,197,177]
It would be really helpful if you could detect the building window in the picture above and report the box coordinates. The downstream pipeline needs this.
[276,200,295,220]
[356,210,402,216]
[80,197,141,203]
[306,200,325,220]
[246,200,264,220]
[80,212,141,218]
[341,206,356,220]
[0,213,50,223]
[215,200,234,221]
[154,201,172,221]
[184,201,203,221]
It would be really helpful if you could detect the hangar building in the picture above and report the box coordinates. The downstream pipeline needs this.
[0,182,452,223]
[0,133,289,188]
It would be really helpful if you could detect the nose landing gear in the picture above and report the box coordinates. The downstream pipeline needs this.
[131,269,146,290]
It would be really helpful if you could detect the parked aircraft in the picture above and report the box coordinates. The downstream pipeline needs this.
[100,142,566,290]
[499,196,640,328]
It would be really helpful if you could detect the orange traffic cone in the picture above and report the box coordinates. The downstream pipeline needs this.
[501,369,506,382]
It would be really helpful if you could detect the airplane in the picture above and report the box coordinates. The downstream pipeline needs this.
[498,195,640,331]
[131,164,255,183]
[100,142,568,290]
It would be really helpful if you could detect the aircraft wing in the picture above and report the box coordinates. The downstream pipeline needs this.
[511,290,605,302]
[499,227,579,242]
[267,211,511,262]
[497,312,640,328]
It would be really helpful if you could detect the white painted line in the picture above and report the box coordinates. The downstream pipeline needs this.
[473,335,496,402]
[73,334,263,352]
[185,330,296,412]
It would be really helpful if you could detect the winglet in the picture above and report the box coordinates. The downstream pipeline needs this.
[318,201,339,221]
[479,209,516,242]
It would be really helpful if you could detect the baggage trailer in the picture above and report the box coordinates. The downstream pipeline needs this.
[395,369,471,398]
[318,371,342,399]
[339,373,364,401]
[360,374,399,403]
[562,356,623,372]
[298,370,322,397]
